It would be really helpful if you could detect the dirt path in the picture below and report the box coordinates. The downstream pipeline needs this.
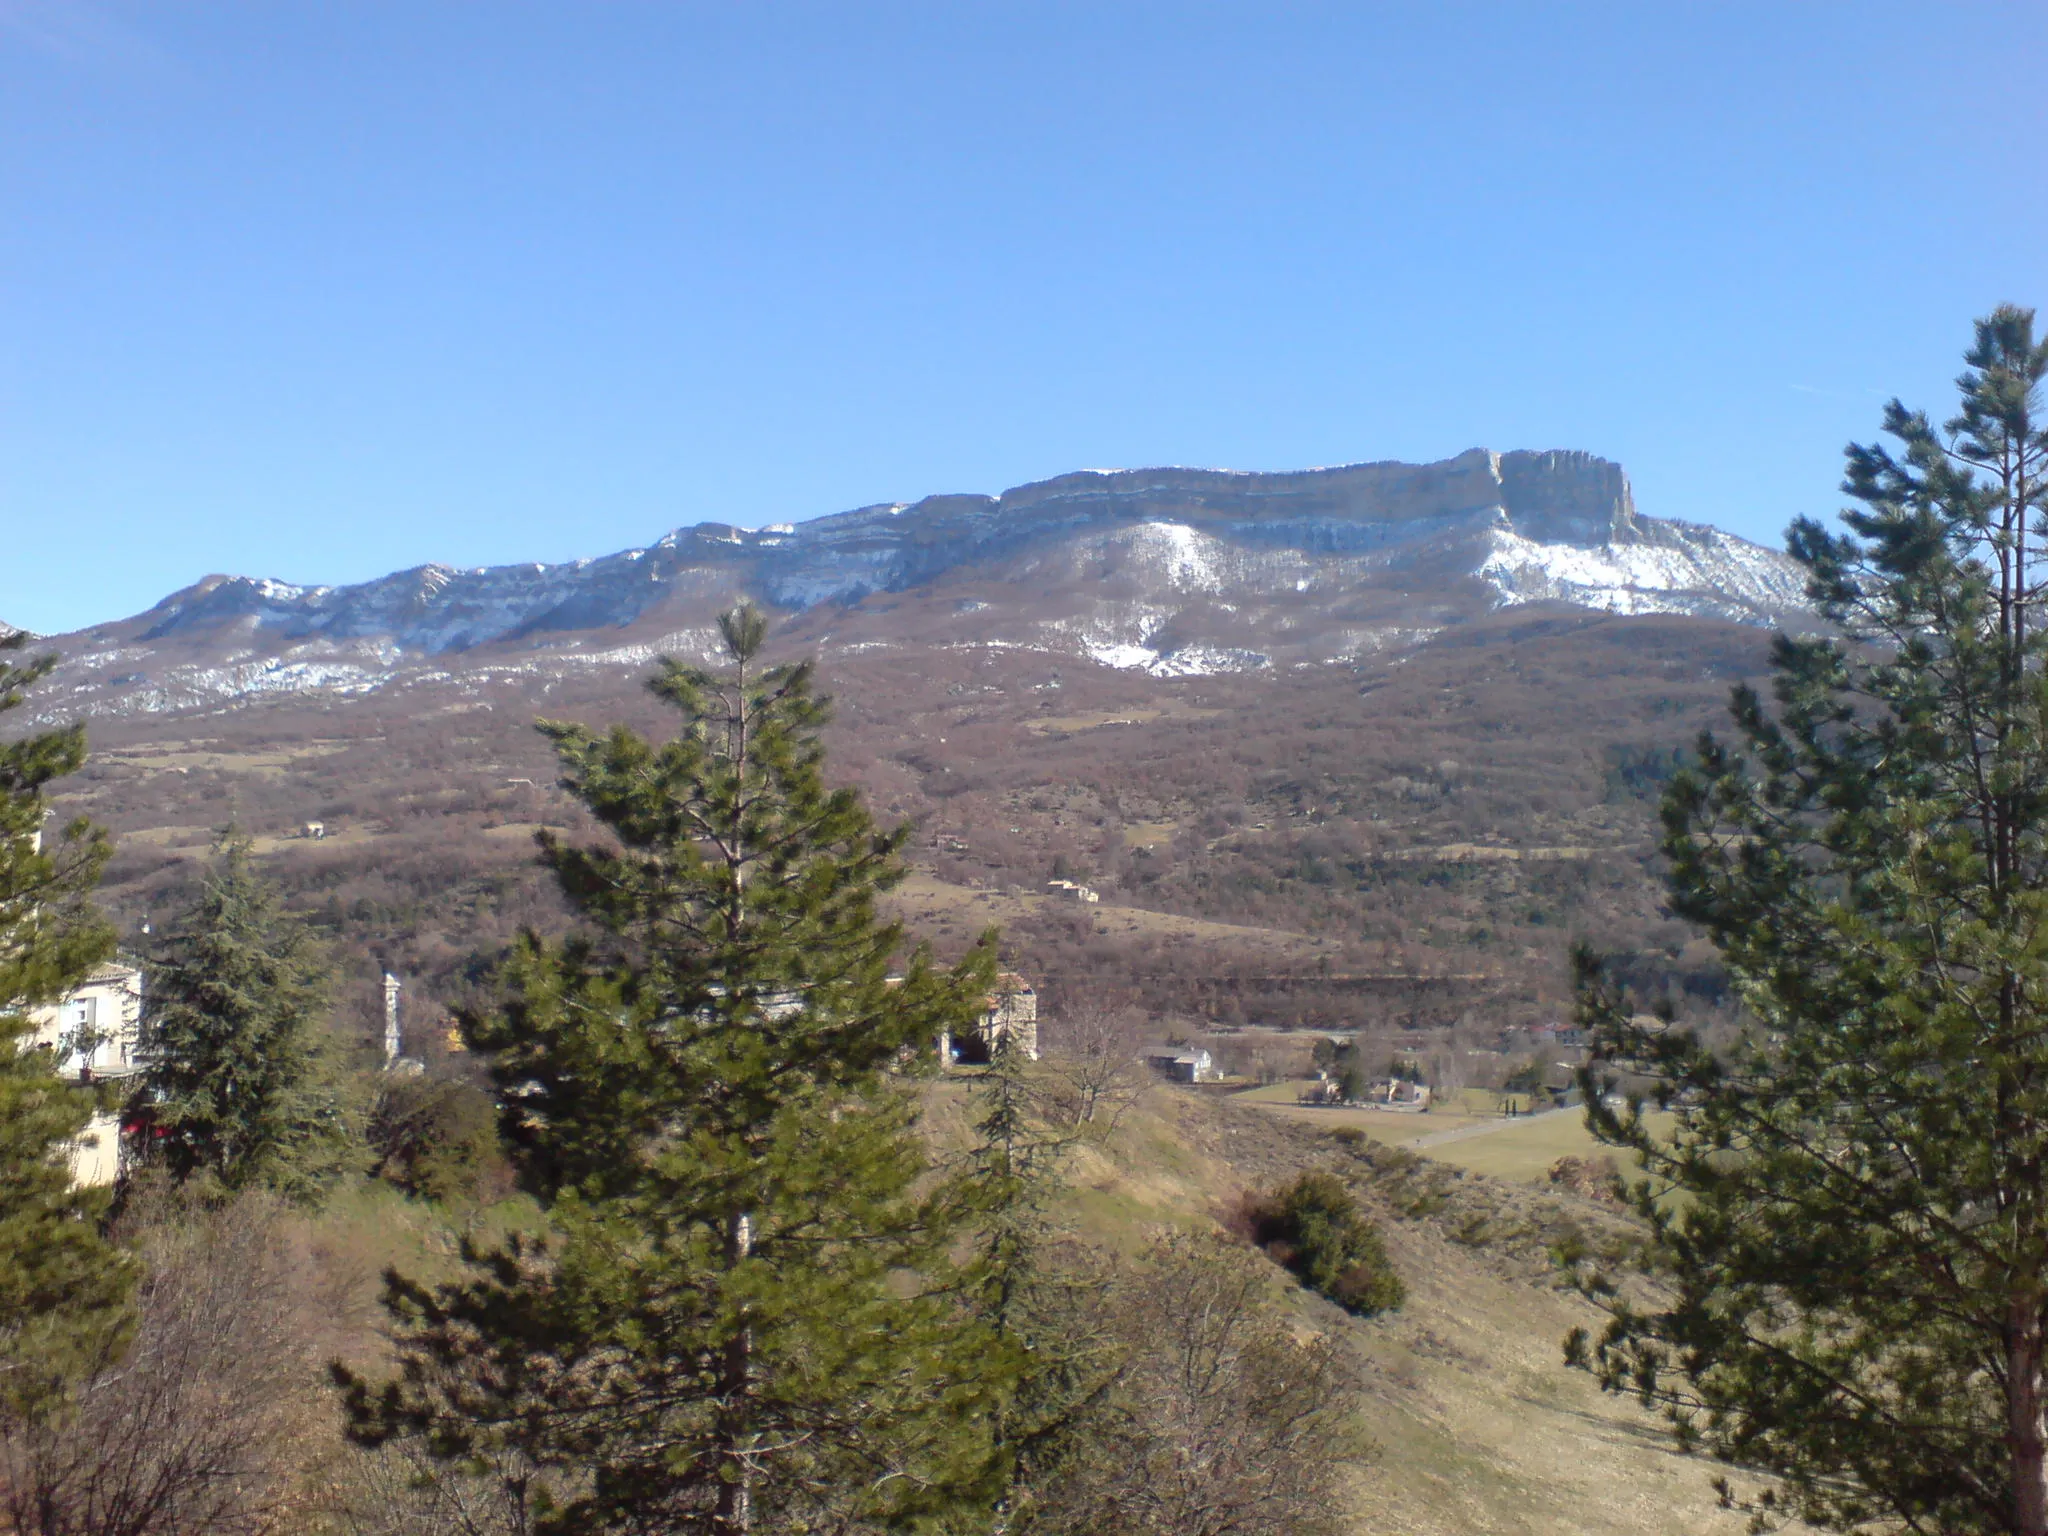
[1410,1106,1567,1149]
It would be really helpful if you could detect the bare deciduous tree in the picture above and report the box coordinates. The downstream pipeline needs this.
[1041,1001,1147,1132]
[1019,1231,1371,1536]
[329,1437,538,1536]
[1108,1232,1368,1536]
[0,1191,335,1536]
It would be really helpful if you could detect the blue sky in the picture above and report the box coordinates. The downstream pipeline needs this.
[4,2,2043,635]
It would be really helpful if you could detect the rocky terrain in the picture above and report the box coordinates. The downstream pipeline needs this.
[22,448,1806,723]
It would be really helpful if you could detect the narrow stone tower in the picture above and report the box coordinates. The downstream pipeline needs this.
[382,971,402,1066]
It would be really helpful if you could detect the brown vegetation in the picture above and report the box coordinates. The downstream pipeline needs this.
[47,609,1762,1063]
[1046,1231,1370,1536]
[0,1190,343,1536]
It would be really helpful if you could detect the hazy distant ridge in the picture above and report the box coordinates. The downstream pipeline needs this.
[120,448,1802,654]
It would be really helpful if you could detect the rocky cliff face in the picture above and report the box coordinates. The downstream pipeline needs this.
[36,448,1808,717]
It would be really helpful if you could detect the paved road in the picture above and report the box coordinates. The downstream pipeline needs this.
[1409,1106,1569,1150]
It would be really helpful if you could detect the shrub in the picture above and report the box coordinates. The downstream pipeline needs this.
[365,1076,502,1204]
[1244,1170,1405,1317]
[0,1190,333,1536]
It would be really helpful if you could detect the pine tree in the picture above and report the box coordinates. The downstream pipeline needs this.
[340,606,1011,1535]
[1570,308,2048,1533]
[139,828,355,1201]
[954,1033,1119,1536]
[0,633,135,1421]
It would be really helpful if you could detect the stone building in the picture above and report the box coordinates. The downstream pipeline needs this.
[941,971,1039,1065]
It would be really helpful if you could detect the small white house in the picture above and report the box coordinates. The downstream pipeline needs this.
[1045,879,1101,904]
[1142,1044,1216,1083]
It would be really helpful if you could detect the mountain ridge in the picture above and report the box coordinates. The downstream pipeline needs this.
[31,447,1809,719]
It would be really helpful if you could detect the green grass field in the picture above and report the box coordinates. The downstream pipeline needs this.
[1420,1108,1679,1183]
[1231,1081,1677,1183]
[1231,1081,1554,1150]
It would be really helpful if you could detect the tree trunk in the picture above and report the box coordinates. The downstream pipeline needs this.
[715,1211,754,1535]
[2009,1301,2047,1536]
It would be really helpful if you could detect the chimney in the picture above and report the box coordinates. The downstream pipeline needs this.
[383,972,402,1065]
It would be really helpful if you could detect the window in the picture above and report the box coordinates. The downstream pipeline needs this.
[62,997,98,1061]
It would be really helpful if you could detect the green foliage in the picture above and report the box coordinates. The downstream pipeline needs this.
[0,633,135,1424]
[139,829,357,1202]
[1601,742,1694,804]
[1247,1170,1404,1317]
[339,607,1010,1534]
[365,1074,501,1204]
[1573,309,2048,1534]
[951,1033,1126,1534]
[1337,1055,1372,1103]
[1309,1036,1376,1101]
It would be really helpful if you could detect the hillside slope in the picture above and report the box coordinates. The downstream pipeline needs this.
[45,609,1762,1041]
[1060,1085,1788,1535]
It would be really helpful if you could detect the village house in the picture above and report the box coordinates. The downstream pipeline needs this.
[1358,1076,1433,1111]
[24,960,145,1186]
[1044,879,1100,904]
[941,971,1038,1065]
[1141,1044,1216,1083]
[1296,1074,1432,1110]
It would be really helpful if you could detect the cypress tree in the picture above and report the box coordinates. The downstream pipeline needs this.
[1570,307,2048,1533]
[340,606,1011,1534]
[139,827,355,1201]
[0,633,134,1421]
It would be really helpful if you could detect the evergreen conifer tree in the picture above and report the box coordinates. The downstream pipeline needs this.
[340,606,1011,1534]
[139,828,355,1201]
[956,1034,1122,1536]
[0,633,135,1421]
[1571,308,2048,1533]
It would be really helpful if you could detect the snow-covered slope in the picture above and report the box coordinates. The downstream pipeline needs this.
[1476,518,1808,619]
[36,448,1809,715]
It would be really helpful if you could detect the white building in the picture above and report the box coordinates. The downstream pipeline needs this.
[1045,879,1101,904]
[24,960,144,1186]
[1142,1044,1217,1083]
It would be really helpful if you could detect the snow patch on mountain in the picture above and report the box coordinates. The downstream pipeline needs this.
[1085,642,1158,670]
[1116,522,1228,592]
[568,628,727,668]
[1052,599,1272,677]
[1476,526,1807,619]
[1082,639,1271,677]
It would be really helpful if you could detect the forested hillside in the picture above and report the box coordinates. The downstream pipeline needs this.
[44,606,1764,1048]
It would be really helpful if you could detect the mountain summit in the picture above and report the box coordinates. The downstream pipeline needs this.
[43,448,1806,717]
